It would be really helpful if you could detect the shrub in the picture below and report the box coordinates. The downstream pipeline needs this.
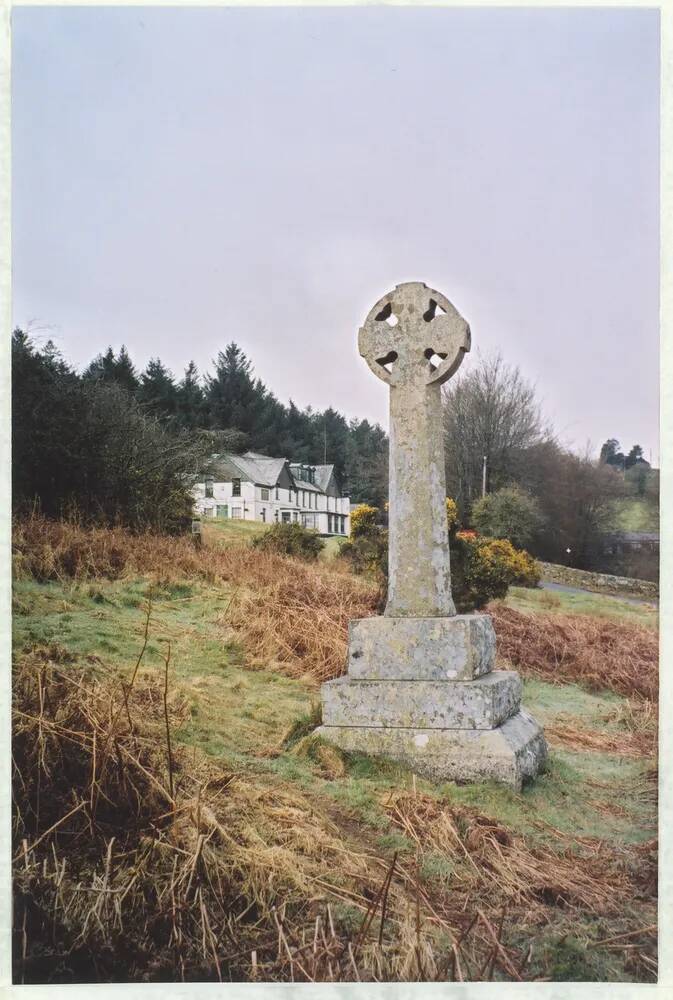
[451,536,540,612]
[349,504,380,538]
[342,498,539,611]
[471,485,544,550]
[252,522,325,561]
[446,498,459,530]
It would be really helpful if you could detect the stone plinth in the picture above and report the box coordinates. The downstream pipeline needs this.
[348,614,495,680]
[316,710,546,790]
[319,610,547,789]
[322,671,522,730]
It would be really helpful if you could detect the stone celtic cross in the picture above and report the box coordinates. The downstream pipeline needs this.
[359,281,471,617]
[317,281,546,789]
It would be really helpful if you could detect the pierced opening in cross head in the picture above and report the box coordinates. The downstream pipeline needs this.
[423,298,447,322]
[375,301,399,327]
[376,350,398,374]
[424,347,448,373]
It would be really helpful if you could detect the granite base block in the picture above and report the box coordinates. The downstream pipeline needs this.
[316,710,547,790]
[348,613,495,681]
[322,671,521,730]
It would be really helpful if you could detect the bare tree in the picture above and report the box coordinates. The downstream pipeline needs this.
[533,448,624,568]
[443,353,548,515]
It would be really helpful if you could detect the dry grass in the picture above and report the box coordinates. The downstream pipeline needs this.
[227,570,377,683]
[9,646,551,984]
[13,516,379,685]
[11,519,659,982]
[13,641,657,984]
[15,519,658,705]
[488,602,658,703]
[385,791,640,913]
[13,588,656,983]
[545,718,654,759]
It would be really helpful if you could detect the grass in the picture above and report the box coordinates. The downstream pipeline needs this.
[202,516,269,546]
[505,585,658,628]
[11,518,659,983]
[610,497,659,533]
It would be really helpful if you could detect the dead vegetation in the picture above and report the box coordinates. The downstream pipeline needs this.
[13,515,379,685]
[488,602,658,702]
[12,632,658,984]
[13,518,658,705]
[11,519,659,982]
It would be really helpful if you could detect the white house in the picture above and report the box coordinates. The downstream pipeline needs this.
[193,451,351,536]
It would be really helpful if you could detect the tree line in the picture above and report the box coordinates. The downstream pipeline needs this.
[442,354,657,570]
[12,331,388,530]
[13,328,656,571]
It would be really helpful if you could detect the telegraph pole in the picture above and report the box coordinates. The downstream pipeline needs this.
[482,454,487,497]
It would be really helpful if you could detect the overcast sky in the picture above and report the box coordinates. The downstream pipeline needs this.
[12,6,660,460]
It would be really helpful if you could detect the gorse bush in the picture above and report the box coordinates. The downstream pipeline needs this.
[451,535,540,611]
[251,521,325,560]
[445,498,459,530]
[349,503,380,538]
[340,498,539,611]
[339,504,388,593]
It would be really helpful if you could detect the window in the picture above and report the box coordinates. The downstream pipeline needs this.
[205,478,214,498]
[275,486,279,500]
[232,478,241,497]
[231,507,242,519]
[303,513,316,529]
[328,514,333,533]
[260,509,266,522]
[282,511,291,524]
[261,487,269,501]
[216,505,228,519]
[293,511,299,522]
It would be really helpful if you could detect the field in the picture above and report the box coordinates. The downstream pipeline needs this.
[609,497,659,533]
[11,518,658,984]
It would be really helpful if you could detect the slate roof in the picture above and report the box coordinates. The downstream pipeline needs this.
[210,452,286,488]
[209,452,344,495]
[313,465,335,492]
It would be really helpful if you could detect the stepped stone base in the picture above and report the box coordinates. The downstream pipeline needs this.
[316,710,547,790]
[322,671,522,730]
[318,611,547,789]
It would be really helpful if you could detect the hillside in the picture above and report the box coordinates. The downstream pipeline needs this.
[610,497,659,534]
[12,518,658,983]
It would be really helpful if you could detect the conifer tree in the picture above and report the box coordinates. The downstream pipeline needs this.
[137,358,178,418]
[176,361,205,429]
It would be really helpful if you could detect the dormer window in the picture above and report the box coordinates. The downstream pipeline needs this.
[232,478,241,497]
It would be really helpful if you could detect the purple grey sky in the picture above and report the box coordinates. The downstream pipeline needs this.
[12,6,660,460]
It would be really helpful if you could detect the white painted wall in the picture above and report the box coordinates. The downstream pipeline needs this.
[193,480,350,535]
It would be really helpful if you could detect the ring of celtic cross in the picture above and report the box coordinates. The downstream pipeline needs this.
[358,282,471,387]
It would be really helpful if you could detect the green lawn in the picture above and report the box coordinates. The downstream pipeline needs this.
[202,517,269,546]
[610,497,659,533]
[505,584,658,628]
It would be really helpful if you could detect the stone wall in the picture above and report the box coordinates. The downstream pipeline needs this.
[539,562,658,600]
